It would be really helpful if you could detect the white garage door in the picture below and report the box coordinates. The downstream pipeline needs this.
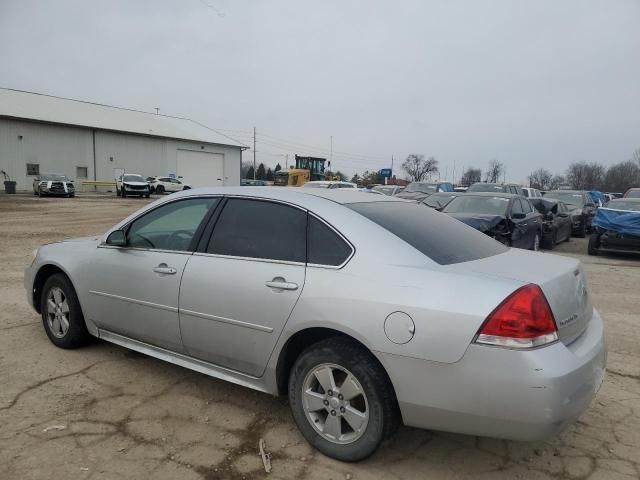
[176,150,224,188]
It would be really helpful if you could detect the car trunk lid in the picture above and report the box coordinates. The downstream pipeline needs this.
[447,249,592,345]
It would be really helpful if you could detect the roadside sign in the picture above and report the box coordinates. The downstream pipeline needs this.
[379,168,392,178]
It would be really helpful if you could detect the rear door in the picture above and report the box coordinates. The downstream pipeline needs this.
[521,198,540,245]
[178,198,307,376]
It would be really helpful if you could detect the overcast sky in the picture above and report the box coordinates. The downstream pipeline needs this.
[1,0,639,182]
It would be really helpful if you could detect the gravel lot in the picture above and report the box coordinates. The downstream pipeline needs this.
[1,193,639,480]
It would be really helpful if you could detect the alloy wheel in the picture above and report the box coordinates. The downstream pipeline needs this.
[302,363,369,444]
[46,287,70,338]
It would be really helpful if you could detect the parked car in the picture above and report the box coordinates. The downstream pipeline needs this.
[371,185,404,196]
[395,181,454,201]
[589,198,640,256]
[422,192,458,210]
[25,187,606,461]
[623,188,640,198]
[453,186,468,193]
[147,176,191,194]
[522,187,543,198]
[241,179,268,186]
[32,174,75,197]
[529,198,573,249]
[442,193,543,250]
[302,181,357,189]
[543,190,596,237]
[116,174,150,198]
[467,183,524,195]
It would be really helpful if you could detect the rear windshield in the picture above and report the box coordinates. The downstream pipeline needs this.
[626,190,640,198]
[442,195,509,215]
[467,183,504,193]
[545,192,585,207]
[404,182,437,194]
[348,202,507,265]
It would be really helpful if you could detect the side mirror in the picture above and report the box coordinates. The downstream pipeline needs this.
[512,212,526,220]
[106,230,127,247]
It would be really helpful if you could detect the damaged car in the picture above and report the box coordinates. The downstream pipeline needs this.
[442,192,542,250]
[529,198,573,250]
[589,198,640,256]
[33,174,75,197]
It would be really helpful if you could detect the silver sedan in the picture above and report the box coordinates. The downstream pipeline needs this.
[24,187,607,461]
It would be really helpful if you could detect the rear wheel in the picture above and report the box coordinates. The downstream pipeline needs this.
[288,337,398,462]
[531,232,541,251]
[156,185,165,195]
[588,233,600,256]
[542,230,556,250]
[576,220,586,238]
[40,274,91,349]
[122,188,127,198]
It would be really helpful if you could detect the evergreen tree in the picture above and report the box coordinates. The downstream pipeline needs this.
[246,166,255,179]
[275,163,282,172]
[266,168,274,181]
[256,163,267,180]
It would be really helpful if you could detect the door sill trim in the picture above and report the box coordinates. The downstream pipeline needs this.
[98,329,270,394]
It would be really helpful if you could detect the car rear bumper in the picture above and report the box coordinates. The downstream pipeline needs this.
[376,308,606,441]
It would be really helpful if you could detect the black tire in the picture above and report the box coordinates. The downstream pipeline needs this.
[288,337,399,462]
[156,185,165,195]
[182,186,191,190]
[68,194,75,198]
[576,220,586,238]
[40,274,91,349]
[33,189,38,196]
[145,193,150,198]
[542,230,556,250]
[122,188,127,198]
[588,233,600,256]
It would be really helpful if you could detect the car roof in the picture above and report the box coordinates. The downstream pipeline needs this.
[168,186,407,205]
[546,190,584,194]
[611,197,640,203]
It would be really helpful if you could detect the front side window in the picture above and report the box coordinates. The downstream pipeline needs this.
[207,199,306,262]
[127,197,218,251]
[511,199,524,215]
[307,216,352,266]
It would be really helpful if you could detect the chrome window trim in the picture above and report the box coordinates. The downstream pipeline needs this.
[192,251,306,267]
[97,245,194,255]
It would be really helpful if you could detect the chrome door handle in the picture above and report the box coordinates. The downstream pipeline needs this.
[265,279,299,291]
[153,263,177,275]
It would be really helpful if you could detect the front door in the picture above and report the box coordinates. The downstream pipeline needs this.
[179,198,307,377]
[85,197,219,351]
[509,198,530,248]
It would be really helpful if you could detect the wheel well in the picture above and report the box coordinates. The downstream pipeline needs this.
[32,264,65,313]
[275,327,399,409]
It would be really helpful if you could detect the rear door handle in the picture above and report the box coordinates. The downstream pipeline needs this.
[153,263,177,275]
[265,278,299,291]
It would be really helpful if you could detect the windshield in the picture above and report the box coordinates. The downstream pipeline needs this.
[545,192,585,207]
[442,195,510,215]
[40,174,70,181]
[423,193,457,209]
[123,175,145,182]
[467,183,504,193]
[607,200,640,212]
[404,182,437,194]
[626,190,640,198]
[348,202,507,265]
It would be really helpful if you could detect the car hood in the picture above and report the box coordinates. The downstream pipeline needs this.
[447,213,505,231]
[395,191,430,201]
[61,235,101,244]
[123,181,148,186]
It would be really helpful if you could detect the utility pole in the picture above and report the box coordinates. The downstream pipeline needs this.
[155,107,159,115]
[452,160,456,185]
[285,153,289,169]
[329,136,333,172]
[253,126,256,180]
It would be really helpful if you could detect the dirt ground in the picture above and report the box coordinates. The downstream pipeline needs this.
[1,193,639,480]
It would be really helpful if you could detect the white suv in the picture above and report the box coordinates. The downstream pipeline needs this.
[147,176,191,194]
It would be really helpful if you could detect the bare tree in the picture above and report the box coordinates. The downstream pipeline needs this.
[632,148,640,165]
[549,175,566,190]
[460,167,482,186]
[528,168,552,190]
[484,159,504,183]
[402,154,439,181]
[602,161,640,193]
[566,162,605,190]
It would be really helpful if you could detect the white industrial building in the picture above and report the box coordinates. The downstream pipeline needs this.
[0,88,247,191]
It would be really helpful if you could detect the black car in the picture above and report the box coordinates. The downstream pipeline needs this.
[589,198,640,256]
[543,190,596,237]
[395,181,454,202]
[529,198,573,249]
[467,182,524,195]
[422,192,458,210]
[441,192,542,250]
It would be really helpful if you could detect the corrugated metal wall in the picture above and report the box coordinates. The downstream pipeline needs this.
[0,118,241,190]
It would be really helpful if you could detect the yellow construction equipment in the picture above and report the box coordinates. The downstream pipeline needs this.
[273,155,334,187]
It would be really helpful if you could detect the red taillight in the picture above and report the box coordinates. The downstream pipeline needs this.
[476,284,558,349]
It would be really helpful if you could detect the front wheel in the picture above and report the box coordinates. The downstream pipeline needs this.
[156,185,165,195]
[40,274,91,349]
[288,337,398,462]
[541,230,555,250]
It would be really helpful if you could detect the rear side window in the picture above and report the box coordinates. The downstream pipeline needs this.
[307,216,352,266]
[511,199,524,215]
[207,199,307,262]
[348,202,507,265]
